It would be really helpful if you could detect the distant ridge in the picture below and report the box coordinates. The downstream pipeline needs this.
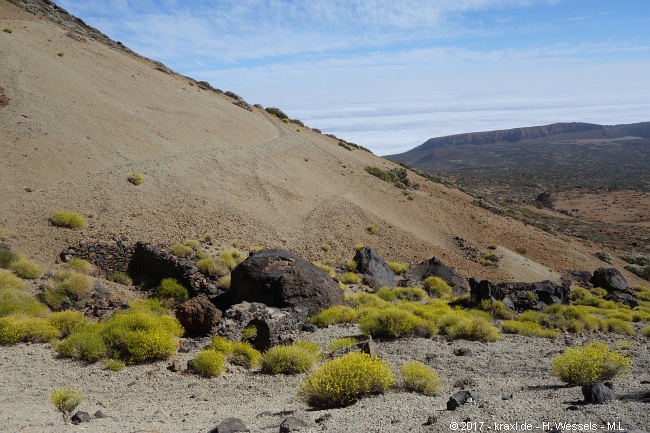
[415,122,604,150]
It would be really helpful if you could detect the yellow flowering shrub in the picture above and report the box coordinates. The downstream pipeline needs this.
[401,361,442,396]
[0,315,58,345]
[209,335,234,353]
[308,305,358,327]
[230,341,262,368]
[387,261,409,275]
[327,337,357,352]
[339,272,361,284]
[501,320,558,339]
[261,341,320,375]
[299,352,394,407]
[551,342,631,386]
[191,349,226,377]
[51,387,83,421]
[359,306,435,338]
[423,276,452,297]
[50,211,85,229]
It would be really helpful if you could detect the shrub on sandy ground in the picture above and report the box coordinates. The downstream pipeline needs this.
[0,281,49,319]
[376,288,397,301]
[0,316,58,345]
[57,300,183,364]
[423,276,451,298]
[3,26,13,33]
[367,225,378,234]
[41,271,92,310]
[551,342,631,386]
[327,337,357,352]
[0,271,25,291]
[393,287,427,301]
[643,325,650,337]
[604,318,635,336]
[299,352,394,408]
[217,275,231,289]
[401,361,441,396]
[47,311,88,337]
[111,271,132,286]
[127,173,143,185]
[321,243,331,252]
[191,349,226,378]
[208,335,234,353]
[359,306,434,338]
[10,257,43,279]
[308,305,358,327]
[339,272,360,284]
[313,262,335,278]
[156,278,189,303]
[171,242,193,257]
[501,320,558,339]
[0,248,18,269]
[387,261,409,275]
[67,257,94,275]
[261,341,320,375]
[346,260,357,271]
[230,341,261,368]
[50,211,85,229]
[197,258,229,277]
[477,299,514,320]
[443,315,499,342]
[51,387,83,421]
[104,358,125,371]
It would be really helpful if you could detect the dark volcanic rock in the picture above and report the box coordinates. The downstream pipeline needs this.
[279,416,312,432]
[210,417,250,433]
[582,381,615,404]
[229,249,343,315]
[407,256,468,295]
[71,411,91,424]
[353,246,395,288]
[604,291,638,308]
[469,278,569,311]
[591,268,628,293]
[175,294,222,335]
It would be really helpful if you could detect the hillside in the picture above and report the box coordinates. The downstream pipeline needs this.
[2,0,634,285]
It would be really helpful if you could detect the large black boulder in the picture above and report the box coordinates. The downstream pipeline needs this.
[408,257,468,295]
[591,268,628,293]
[470,278,569,311]
[353,246,395,288]
[229,249,344,315]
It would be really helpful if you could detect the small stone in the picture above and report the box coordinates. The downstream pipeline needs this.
[423,415,437,425]
[209,417,250,433]
[453,348,472,357]
[71,411,91,424]
[93,410,107,419]
[280,416,312,432]
[582,381,615,404]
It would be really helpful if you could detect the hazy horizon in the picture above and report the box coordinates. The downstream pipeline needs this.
[56,0,650,155]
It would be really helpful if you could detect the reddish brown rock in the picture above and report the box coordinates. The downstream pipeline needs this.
[175,294,222,335]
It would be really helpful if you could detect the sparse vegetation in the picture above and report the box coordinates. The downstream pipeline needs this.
[104,359,125,371]
[401,361,441,396]
[111,271,132,286]
[321,243,331,252]
[551,342,631,386]
[366,225,378,234]
[156,278,189,303]
[127,173,143,185]
[327,337,357,352]
[387,261,409,275]
[515,247,527,255]
[0,249,18,269]
[501,320,558,339]
[10,256,43,279]
[41,271,93,310]
[313,262,335,278]
[339,272,361,284]
[3,26,13,33]
[51,387,83,421]
[265,107,288,119]
[299,352,394,408]
[50,211,85,229]
[67,257,93,275]
[364,166,411,189]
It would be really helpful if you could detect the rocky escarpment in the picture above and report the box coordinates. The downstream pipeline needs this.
[414,122,605,150]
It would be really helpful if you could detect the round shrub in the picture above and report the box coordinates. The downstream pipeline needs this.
[209,335,234,353]
[339,272,361,284]
[0,271,24,290]
[401,361,441,396]
[313,262,335,278]
[444,316,499,342]
[51,387,83,421]
[376,288,397,302]
[127,173,143,185]
[501,320,558,339]
[604,318,635,336]
[423,276,451,298]
[111,271,132,286]
[50,211,85,229]
[0,283,48,318]
[171,242,193,257]
[0,248,18,269]
[643,325,650,338]
[67,258,94,275]
[47,311,88,337]
[55,323,108,362]
[197,258,228,277]
[0,316,58,345]
[359,306,433,338]
[387,262,409,275]
[393,287,427,301]
[104,358,125,371]
[327,337,357,352]
[191,349,226,377]
[41,272,93,310]
[261,342,320,375]
[10,257,43,279]
[299,352,394,408]
[156,278,189,303]
[308,305,358,327]
[551,342,631,386]
[230,341,261,368]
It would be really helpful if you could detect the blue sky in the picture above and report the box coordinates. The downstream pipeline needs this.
[57,0,650,155]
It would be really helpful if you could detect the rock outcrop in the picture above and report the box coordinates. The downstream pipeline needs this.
[353,246,395,288]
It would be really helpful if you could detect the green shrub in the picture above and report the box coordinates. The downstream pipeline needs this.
[230,341,261,368]
[67,258,93,275]
[265,107,288,119]
[376,288,398,301]
[171,242,193,257]
[308,305,358,327]
[321,243,331,252]
[393,287,427,301]
[0,315,59,345]
[111,271,132,285]
[127,173,143,185]
[104,359,125,371]
[501,320,558,339]
[551,342,631,386]
[217,251,238,270]
[604,318,635,336]
[241,324,257,341]
[299,352,394,408]
[444,316,499,342]
[0,249,18,269]
[477,300,514,320]
[359,307,433,338]
[50,211,85,229]
[0,271,25,291]
[515,247,527,255]
[423,276,452,298]
[327,337,357,352]
[209,335,234,353]
[47,311,88,337]
[313,262,335,278]
[401,361,441,396]
[340,272,361,284]
[42,272,93,310]
[367,225,378,234]
[3,26,13,34]
[217,275,231,289]
[261,342,320,375]
[51,387,83,421]
[387,262,409,275]
[355,243,364,250]
[10,257,43,279]
[643,325,650,338]
[191,349,226,377]
[57,300,183,364]
[156,278,189,303]
[251,245,264,253]
[197,258,228,277]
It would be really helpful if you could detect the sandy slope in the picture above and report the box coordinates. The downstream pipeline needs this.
[0,1,643,286]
